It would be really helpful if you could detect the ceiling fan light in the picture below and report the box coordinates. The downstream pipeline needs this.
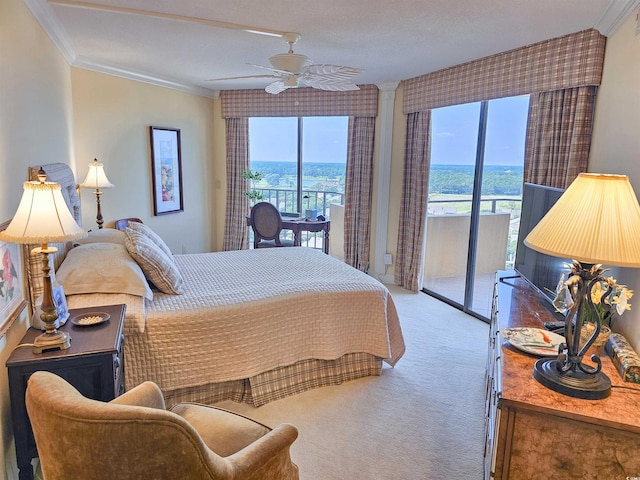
[269,53,311,73]
[283,76,298,87]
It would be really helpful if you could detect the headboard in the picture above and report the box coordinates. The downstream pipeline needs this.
[24,163,82,314]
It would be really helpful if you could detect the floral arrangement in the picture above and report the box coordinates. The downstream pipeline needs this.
[552,261,633,329]
[0,247,18,303]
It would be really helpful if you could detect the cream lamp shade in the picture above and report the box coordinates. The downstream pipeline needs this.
[79,159,114,190]
[0,180,86,244]
[524,173,640,268]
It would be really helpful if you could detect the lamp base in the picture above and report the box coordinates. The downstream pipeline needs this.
[533,358,611,399]
[32,330,71,354]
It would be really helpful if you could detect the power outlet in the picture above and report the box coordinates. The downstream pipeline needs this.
[383,253,393,265]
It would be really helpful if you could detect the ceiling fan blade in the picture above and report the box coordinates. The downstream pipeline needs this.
[205,74,279,82]
[301,76,360,91]
[265,80,291,95]
[246,63,292,75]
[304,64,364,80]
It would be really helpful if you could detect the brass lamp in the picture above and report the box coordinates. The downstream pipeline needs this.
[0,169,86,353]
[525,173,640,399]
[79,158,114,229]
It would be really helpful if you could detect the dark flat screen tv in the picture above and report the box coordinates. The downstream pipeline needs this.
[514,183,568,304]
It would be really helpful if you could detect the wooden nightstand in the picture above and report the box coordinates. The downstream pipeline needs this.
[6,304,126,480]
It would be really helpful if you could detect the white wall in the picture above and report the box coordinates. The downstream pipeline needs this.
[71,69,217,254]
[589,10,640,349]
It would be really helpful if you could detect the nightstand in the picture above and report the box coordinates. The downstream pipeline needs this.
[6,304,126,480]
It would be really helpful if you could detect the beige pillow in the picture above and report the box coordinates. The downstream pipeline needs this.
[126,222,173,259]
[73,228,125,246]
[124,229,184,295]
[56,243,153,300]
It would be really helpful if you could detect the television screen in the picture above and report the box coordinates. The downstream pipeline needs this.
[514,183,568,304]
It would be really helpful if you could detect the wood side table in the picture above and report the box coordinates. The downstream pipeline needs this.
[6,304,126,480]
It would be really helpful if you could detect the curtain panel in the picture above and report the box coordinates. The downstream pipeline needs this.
[524,86,598,189]
[344,116,376,271]
[394,111,431,292]
[222,118,250,251]
[402,29,605,114]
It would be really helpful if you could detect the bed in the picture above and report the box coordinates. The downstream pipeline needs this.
[25,164,405,407]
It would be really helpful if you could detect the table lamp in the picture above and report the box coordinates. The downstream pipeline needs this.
[79,158,114,229]
[0,169,86,353]
[524,173,640,399]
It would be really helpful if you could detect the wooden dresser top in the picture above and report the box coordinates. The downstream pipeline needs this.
[495,271,640,432]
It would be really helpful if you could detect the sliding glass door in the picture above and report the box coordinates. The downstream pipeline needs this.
[422,95,529,320]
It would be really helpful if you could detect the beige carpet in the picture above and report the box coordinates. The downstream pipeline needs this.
[217,285,490,480]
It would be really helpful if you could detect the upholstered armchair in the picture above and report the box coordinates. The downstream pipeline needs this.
[25,371,299,480]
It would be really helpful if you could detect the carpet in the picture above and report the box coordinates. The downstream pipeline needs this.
[217,285,490,479]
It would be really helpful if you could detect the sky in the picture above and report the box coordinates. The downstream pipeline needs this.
[249,116,348,163]
[431,94,530,166]
[249,94,530,166]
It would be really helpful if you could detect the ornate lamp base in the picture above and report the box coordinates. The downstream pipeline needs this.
[533,358,611,400]
[32,330,71,354]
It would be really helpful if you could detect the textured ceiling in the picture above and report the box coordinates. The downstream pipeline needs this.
[27,0,639,97]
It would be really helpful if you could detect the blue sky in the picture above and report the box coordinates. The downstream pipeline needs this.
[249,94,529,166]
[249,116,348,163]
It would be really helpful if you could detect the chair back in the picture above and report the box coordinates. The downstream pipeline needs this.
[250,202,283,243]
[26,371,226,479]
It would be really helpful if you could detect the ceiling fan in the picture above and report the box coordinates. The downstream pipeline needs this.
[207,33,363,94]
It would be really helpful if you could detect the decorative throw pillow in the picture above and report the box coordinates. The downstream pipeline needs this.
[56,243,153,299]
[73,228,125,246]
[124,229,184,295]
[126,222,173,259]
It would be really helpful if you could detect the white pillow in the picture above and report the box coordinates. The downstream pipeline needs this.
[73,228,125,246]
[56,243,153,300]
[126,222,173,259]
[124,229,184,295]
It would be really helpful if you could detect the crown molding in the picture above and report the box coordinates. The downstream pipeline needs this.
[594,0,640,36]
[24,0,77,63]
[72,57,220,98]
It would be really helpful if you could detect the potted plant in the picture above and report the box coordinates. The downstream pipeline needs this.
[242,169,264,207]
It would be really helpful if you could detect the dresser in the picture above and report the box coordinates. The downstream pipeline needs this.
[6,304,126,480]
[486,271,640,479]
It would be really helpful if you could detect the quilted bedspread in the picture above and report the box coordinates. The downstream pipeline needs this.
[125,247,405,391]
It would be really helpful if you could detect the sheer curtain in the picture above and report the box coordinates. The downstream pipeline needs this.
[222,117,249,251]
[524,86,597,189]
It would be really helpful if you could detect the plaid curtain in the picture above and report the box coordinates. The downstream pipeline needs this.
[394,111,431,292]
[344,116,376,271]
[524,86,597,189]
[222,117,249,251]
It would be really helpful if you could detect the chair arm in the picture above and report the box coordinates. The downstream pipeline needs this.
[225,423,298,474]
[109,381,166,410]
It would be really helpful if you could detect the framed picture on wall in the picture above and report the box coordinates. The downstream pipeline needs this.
[0,220,27,338]
[149,126,183,215]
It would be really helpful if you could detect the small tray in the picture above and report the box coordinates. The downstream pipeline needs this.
[70,312,110,327]
[503,327,564,357]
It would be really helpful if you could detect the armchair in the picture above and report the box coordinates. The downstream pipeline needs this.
[25,371,299,480]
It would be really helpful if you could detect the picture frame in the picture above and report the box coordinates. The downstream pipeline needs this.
[149,126,183,215]
[0,220,27,338]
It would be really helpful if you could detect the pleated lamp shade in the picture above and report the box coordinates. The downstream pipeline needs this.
[79,159,114,190]
[0,180,86,245]
[524,173,640,268]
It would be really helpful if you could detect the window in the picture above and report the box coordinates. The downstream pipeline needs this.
[248,116,349,217]
[423,95,530,320]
